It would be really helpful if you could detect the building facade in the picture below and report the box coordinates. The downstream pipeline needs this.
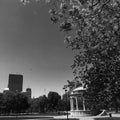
[8,74,23,92]
[25,88,32,99]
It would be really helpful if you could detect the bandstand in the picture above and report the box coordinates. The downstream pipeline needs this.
[70,86,91,117]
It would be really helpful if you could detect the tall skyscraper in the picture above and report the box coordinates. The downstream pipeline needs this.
[8,74,23,92]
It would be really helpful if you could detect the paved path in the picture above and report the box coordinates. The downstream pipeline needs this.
[0,113,120,120]
[54,113,120,120]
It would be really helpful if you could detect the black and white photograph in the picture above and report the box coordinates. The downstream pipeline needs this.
[0,0,120,120]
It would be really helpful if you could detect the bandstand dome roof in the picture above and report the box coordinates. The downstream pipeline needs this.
[70,86,86,96]
[73,86,86,92]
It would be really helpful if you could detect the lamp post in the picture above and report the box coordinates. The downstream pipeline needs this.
[63,86,69,120]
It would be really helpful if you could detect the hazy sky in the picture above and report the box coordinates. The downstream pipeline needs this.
[0,0,74,97]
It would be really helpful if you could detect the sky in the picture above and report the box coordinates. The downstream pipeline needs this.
[0,0,74,97]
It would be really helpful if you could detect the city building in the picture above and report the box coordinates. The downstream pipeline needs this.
[25,88,32,99]
[8,74,23,92]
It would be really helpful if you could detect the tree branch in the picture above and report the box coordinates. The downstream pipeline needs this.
[99,0,111,13]
[92,0,100,7]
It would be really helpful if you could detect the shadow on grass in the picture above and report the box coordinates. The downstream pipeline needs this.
[0,116,54,120]
[94,117,120,120]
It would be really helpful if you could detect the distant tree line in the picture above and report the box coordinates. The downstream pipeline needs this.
[0,91,30,115]
[29,91,70,113]
[0,91,70,115]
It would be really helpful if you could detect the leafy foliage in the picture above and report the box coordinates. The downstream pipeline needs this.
[13,93,30,113]
[38,95,48,113]
[20,0,120,111]
[48,91,61,111]
[47,0,120,111]
[0,92,30,114]
[29,91,69,113]
[30,97,40,112]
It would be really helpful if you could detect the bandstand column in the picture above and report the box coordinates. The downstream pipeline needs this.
[83,97,86,111]
[75,97,79,110]
[70,97,74,110]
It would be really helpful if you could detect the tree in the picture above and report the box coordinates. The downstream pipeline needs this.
[62,92,70,111]
[48,91,61,111]
[0,92,30,114]
[56,99,64,111]
[30,98,40,113]
[3,91,15,114]
[30,95,48,113]
[48,0,120,112]
[13,93,30,113]
[0,93,4,114]
[38,95,48,113]
[84,60,120,112]
[21,0,120,112]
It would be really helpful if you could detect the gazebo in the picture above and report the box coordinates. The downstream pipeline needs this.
[70,86,91,117]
